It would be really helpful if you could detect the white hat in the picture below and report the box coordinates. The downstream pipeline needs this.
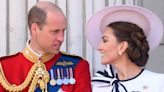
[85,5,163,51]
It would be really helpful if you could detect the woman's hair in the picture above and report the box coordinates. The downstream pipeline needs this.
[108,22,149,67]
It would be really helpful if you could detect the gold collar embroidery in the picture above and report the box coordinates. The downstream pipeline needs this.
[22,45,55,63]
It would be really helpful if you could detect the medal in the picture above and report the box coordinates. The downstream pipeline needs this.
[69,77,76,84]
[50,79,56,86]
[56,69,62,85]
[69,68,76,84]
[61,69,69,85]
[63,77,69,85]
[56,79,62,85]
[50,69,56,86]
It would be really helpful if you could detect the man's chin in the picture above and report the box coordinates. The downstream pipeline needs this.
[50,50,60,55]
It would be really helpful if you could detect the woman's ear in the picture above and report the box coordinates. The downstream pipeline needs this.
[118,41,128,55]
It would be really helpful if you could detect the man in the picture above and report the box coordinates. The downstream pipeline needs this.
[0,1,91,92]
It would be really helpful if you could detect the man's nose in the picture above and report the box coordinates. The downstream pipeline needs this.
[57,32,64,42]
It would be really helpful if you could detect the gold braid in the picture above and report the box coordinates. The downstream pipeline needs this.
[0,62,49,92]
[28,74,39,92]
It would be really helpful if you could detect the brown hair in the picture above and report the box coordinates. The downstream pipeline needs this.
[28,6,46,30]
[28,1,63,30]
[108,22,149,67]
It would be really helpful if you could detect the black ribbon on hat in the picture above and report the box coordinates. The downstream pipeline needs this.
[92,65,128,92]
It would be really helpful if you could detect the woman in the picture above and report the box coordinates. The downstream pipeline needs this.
[86,5,164,92]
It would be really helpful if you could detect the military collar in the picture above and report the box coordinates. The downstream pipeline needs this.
[22,42,55,63]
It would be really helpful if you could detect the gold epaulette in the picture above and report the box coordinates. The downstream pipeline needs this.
[60,51,82,59]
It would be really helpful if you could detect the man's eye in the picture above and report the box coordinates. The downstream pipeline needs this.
[51,30,59,33]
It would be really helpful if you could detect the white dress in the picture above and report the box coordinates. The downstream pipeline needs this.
[92,65,164,92]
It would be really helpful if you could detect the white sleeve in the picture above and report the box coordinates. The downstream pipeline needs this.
[160,83,164,92]
[159,75,164,92]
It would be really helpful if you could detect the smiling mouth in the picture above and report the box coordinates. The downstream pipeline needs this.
[101,53,105,56]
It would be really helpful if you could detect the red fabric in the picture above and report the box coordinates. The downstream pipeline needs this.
[0,53,92,92]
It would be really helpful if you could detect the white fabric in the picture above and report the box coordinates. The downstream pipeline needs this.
[92,70,164,92]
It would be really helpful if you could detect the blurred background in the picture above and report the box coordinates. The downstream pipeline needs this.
[0,0,164,76]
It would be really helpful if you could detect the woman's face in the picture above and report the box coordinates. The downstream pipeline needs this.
[98,27,121,64]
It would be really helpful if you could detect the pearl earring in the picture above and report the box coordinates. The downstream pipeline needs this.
[118,51,122,55]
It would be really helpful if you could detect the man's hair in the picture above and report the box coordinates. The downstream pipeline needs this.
[28,6,46,30]
[28,1,63,30]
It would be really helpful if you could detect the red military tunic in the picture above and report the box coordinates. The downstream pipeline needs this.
[0,46,92,92]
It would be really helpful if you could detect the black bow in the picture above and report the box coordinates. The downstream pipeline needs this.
[92,65,128,92]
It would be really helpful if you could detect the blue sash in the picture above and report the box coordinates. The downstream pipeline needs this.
[35,53,81,92]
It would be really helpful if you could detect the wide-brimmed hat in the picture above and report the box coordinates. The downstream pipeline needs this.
[85,5,163,51]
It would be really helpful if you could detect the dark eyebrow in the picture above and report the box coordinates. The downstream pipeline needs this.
[50,28,66,32]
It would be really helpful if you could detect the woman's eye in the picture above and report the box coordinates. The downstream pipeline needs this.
[102,39,108,43]
[102,36,109,43]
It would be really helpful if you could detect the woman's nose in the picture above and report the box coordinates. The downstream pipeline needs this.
[97,43,103,51]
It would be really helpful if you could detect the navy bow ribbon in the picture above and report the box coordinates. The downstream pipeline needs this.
[92,65,127,92]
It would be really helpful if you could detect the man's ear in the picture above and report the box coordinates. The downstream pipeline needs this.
[118,41,128,55]
[31,23,40,35]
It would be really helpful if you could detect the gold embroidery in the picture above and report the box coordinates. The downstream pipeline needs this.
[22,46,54,63]
[56,61,74,66]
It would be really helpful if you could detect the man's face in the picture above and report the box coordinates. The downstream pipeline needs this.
[35,11,66,54]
